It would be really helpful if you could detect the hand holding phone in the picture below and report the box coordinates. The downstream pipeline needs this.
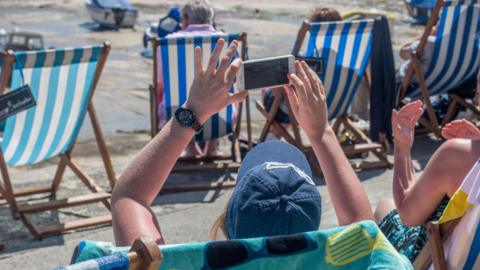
[236,55,295,91]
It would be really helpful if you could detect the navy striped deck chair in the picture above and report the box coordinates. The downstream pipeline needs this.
[256,19,391,174]
[150,33,251,192]
[0,43,116,239]
[399,0,480,135]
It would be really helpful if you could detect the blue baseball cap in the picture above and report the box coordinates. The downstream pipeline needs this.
[225,140,322,239]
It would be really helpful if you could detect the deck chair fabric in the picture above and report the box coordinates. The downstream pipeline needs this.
[257,19,391,174]
[61,220,413,270]
[155,34,244,141]
[0,44,116,239]
[3,46,101,166]
[399,0,480,134]
[299,20,374,119]
[404,0,480,100]
[150,33,252,183]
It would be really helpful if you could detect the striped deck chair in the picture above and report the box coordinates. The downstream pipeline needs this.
[399,0,480,136]
[149,33,251,192]
[0,43,116,239]
[256,19,391,175]
[414,159,480,270]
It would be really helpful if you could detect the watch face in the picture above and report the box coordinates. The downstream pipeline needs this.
[176,108,195,126]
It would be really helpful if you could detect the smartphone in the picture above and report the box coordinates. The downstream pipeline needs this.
[236,55,295,91]
[295,56,324,77]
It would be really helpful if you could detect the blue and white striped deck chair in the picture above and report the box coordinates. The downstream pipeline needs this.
[400,0,480,134]
[257,19,390,172]
[295,19,375,121]
[150,33,251,180]
[0,43,116,240]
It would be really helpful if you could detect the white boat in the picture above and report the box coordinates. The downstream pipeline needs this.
[85,0,138,28]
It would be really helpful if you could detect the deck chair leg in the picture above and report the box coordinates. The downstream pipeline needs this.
[245,94,253,149]
[285,96,303,148]
[255,101,297,145]
[412,55,440,136]
[19,213,43,240]
[342,117,392,168]
[149,84,158,138]
[231,100,244,163]
[88,104,116,189]
[427,222,448,270]
[0,148,19,218]
[442,98,458,126]
[65,156,110,210]
[450,94,480,118]
[259,88,283,142]
[332,118,343,135]
[51,157,69,194]
[342,117,369,143]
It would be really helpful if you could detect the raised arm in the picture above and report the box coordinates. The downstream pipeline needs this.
[111,39,247,246]
[441,119,480,140]
[391,101,479,226]
[284,61,373,226]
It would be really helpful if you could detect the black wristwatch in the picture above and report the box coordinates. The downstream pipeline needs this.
[175,107,203,133]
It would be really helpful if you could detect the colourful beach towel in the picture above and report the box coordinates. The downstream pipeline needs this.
[58,220,412,270]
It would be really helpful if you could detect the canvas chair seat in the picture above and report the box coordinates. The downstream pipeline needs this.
[0,44,116,239]
[400,0,480,135]
[302,20,374,120]
[256,19,391,175]
[158,35,232,141]
[154,34,248,142]
[149,33,252,190]
[2,47,101,166]
[406,0,480,100]
[58,220,413,270]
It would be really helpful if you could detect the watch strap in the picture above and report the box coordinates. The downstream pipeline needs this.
[192,120,203,133]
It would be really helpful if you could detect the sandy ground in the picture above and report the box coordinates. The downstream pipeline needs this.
[0,0,441,269]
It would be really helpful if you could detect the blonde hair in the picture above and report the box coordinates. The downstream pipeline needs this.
[209,210,227,240]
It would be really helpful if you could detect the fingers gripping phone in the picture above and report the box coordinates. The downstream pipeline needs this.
[236,55,295,91]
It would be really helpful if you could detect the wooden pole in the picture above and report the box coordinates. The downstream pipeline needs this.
[86,42,116,188]
[291,21,310,56]
[128,237,163,270]
[151,38,160,138]
[0,52,14,93]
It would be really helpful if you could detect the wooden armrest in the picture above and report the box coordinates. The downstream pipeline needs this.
[128,236,163,270]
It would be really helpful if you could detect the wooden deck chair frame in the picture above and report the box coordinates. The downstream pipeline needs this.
[149,33,252,193]
[413,218,461,270]
[0,43,116,239]
[399,0,480,136]
[256,21,391,175]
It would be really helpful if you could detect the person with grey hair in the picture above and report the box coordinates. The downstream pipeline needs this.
[167,0,220,38]
[161,0,224,157]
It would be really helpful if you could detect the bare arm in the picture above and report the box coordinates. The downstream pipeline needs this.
[111,39,246,246]
[399,42,414,60]
[284,61,373,226]
[311,127,373,225]
[392,101,479,226]
[111,120,194,245]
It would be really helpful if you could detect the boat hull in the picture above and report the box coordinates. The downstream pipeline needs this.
[85,2,138,28]
[404,0,434,24]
